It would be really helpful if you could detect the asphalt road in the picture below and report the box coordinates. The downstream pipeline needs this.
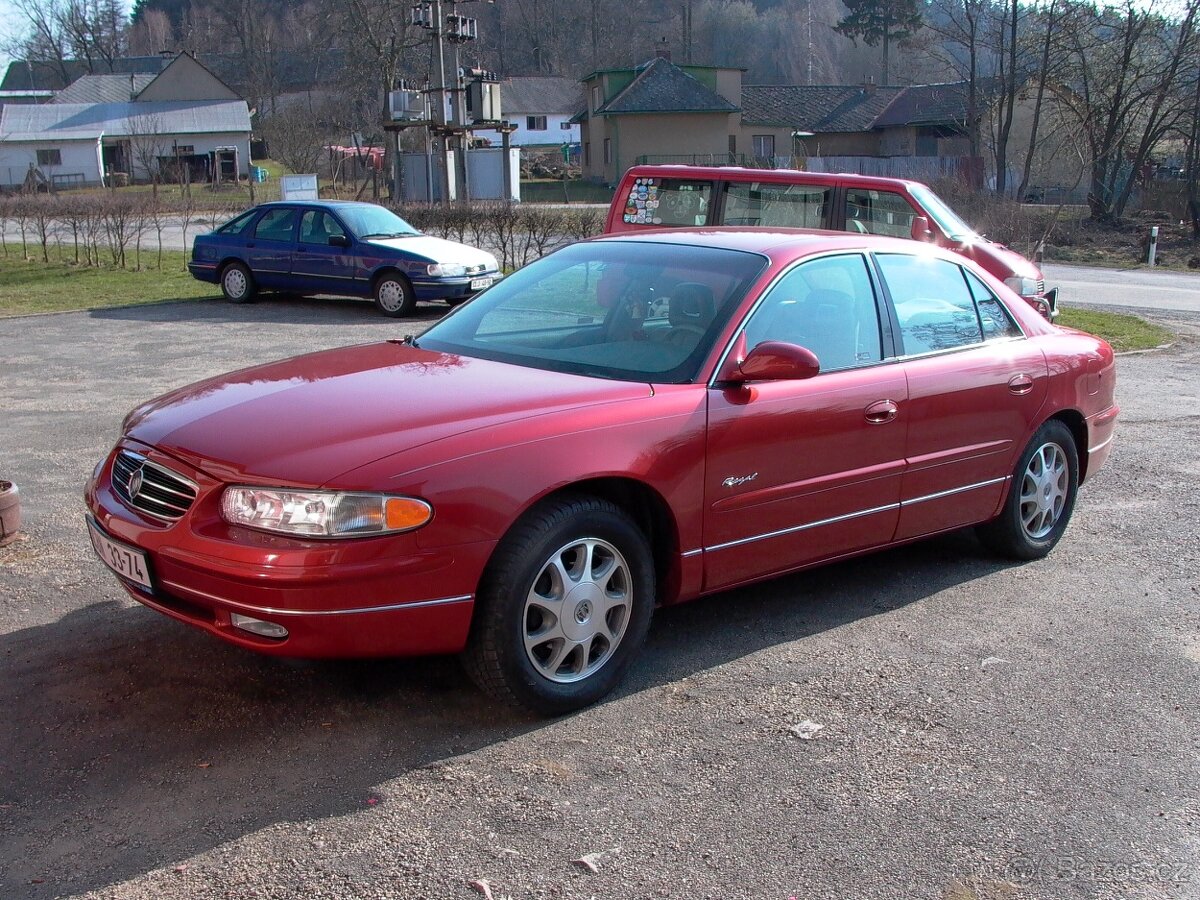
[1,293,1198,900]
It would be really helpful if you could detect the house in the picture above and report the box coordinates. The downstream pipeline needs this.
[472,77,584,147]
[0,54,250,189]
[575,55,990,184]
[575,55,742,183]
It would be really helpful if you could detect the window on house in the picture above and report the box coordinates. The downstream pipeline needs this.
[527,115,547,131]
[752,135,775,160]
[728,135,737,155]
[584,143,591,166]
[591,85,602,111]
[36,149,62,167]
[174,145,194,155]
[560,121,571,130]
[603,138,612,165]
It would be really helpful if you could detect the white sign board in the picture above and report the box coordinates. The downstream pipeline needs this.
[280,174,319,201]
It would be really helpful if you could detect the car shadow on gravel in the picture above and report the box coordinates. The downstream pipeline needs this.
[0,528,1005,896]
[88,296,451,327]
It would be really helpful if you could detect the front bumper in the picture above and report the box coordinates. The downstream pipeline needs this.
[85,443,492,659]
[411,271,500,301]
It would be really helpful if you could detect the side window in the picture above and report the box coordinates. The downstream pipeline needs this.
[299,211,346,245]
[845,189,918,238]
[218,210,257,235]
[743,254,883,372]
[254,208,297,242]
[722,182,829,228]
[619,177,712,227]
[877,254,983,354]
[964,269,1022,340]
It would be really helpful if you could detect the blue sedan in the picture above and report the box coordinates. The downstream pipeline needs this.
[188,201,501,317]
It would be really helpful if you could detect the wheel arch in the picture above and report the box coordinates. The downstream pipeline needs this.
[486,476,682,608]
[371,265,412,291]
[1047,408,1089,482]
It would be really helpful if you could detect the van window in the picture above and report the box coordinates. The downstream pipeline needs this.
[618,177,712,227]
[845,189,919,238]
[722,182,829,229]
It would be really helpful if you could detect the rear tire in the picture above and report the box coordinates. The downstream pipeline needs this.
[976,419,1079,560]
[374,272,416,317]
[220,262,256,303]
[462,494,655,715]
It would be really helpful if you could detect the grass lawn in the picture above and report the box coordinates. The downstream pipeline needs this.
[1056,306,1173,352]
[0,251,214,317]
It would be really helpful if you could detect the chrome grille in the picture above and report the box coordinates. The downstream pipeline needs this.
[111,451,197,523]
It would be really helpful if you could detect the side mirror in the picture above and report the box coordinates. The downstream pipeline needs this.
[329,234,351,247]
[910,215,935,242]
[719,341,821,385]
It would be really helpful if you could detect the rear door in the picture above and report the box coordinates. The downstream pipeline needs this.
[873,252,1049,540]
[245,207,298,288]
[703,252,908,591]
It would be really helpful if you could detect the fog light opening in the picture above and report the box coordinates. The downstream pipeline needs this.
[230,613,289,640]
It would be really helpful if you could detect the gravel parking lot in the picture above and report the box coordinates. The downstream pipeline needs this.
[1,293,1197,900]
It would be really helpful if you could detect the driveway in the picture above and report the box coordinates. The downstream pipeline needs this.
[0,294,1197,899]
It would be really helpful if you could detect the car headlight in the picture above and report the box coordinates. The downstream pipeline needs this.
[1004,275,1039,297]
[482,253,499,272]
[221,487,432,538]
[426,262,466,277]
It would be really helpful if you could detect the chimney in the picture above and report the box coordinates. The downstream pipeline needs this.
[861,76,876,95]
[655,46,672,62]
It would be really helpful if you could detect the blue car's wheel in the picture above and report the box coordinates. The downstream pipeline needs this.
[220,262,256,304]
[374,272,416,317]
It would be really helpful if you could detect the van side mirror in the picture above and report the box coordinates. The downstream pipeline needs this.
[910,215,935,242]
[329,234,351,247]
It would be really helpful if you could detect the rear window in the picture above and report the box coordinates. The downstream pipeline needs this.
[618,177,712,227]
[722,181,829,229]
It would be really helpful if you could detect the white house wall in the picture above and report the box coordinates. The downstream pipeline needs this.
[0,141,100,187]
[475,113,579,147]
[0,131,251,187]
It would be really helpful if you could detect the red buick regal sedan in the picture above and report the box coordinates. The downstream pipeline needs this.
[86,229,1118,714]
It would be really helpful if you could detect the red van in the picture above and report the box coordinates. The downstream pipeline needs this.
[606,165,1057,317]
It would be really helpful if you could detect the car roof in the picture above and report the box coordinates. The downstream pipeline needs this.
[253,200,380,209]
[589,226,944,263]
[623,164,923,191]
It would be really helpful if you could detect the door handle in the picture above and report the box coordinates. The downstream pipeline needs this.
[1008,373,1034,395]
[864,399,899,424]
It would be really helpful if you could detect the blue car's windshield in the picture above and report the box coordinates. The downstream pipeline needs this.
[337,205,421,240]
[416,241,768,384]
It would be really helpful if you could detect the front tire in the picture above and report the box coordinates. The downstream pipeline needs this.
[463,495,655,715]
[374,272,416,317]
[977,419,1079,560]
[220,262,256,303]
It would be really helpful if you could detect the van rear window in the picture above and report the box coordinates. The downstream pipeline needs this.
[620,178,712,227]
[722,182,829,228]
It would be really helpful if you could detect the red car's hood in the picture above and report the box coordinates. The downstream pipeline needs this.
[124,342,651,486]
[961,237,1042,281]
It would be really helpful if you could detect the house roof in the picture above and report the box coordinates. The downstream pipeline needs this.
[0,100,251,142]
[499,77,583,114]
[1,57,167,91]
[52,74,158,104]
[741,80,981,132]
[596,57,738,116]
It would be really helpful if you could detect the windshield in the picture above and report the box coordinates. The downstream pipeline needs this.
[416,241,768,383]
[335,205,421,239]
[909,185,978,241]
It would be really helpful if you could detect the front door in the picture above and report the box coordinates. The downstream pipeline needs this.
[291,210,357,295]
[703,252,908,592]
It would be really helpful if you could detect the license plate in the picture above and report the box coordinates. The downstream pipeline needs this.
[87,520,153,590]
[470,276,494,291]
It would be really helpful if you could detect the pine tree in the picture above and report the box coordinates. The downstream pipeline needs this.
[834,0,924,85]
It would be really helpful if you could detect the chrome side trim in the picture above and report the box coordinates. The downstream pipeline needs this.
[706,502,900,553]
[1088,434,1114,454]
[681,548,703,558]
[903,477,1007,506]
[157,580,472,617]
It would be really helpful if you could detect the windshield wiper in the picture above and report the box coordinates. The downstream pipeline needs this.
[360,231,416,240]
